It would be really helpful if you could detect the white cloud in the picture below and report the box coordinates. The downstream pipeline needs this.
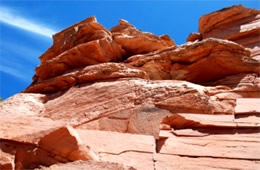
[0,6,57,38]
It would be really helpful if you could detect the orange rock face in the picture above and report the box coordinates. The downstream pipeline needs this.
[1,5,260,170]
[111,19,176,56]
[199,5,260,61]
[40,16,111,63]
[126,38,259,83]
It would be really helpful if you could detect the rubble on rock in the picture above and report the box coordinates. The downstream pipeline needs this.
[1,5,260,170]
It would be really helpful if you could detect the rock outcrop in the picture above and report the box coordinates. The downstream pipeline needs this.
[189,5,260,61]
[1,5,260,170]
[111,19,176,56]
[126,38,259,83]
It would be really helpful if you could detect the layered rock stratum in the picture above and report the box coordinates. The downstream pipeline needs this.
[1,5,260,170]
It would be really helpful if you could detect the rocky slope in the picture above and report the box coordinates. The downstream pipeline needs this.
[1,5,260,170]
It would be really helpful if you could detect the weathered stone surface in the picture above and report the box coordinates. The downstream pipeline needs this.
[37,160,136,170]
[199,5,260,42]
[28,35,259,95]
[1,5,260,170]
[40,79,240,129]
[160,113,260,129]
[155,154,260,170]
[157,113,260,168]
[77,129,155,170]
[127,104,171,138]
[204,73,260,88]
[204,73,260,100]
[0,93,45,116]
[126,38,259,83]
[111,19,175,56]
[35,37,124,80]
[38,126,99,162]
[26,63,148,93]
[186,32,202,42]
[0,150,14,170]
[0,116,65,169]
[40,16,111,63]
[199,5,260,60]
[78,104,172,138]
[34,16,126,82]
[156,113,260,170]
[77,110,131,133]
[157,132,260,160]
[235,98,260,115]
[0,115,65,144]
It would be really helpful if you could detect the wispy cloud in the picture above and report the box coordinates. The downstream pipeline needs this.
[1,41,41,65]
[0,46,36,82]
[0,65,30,82]
[0,6,57,38]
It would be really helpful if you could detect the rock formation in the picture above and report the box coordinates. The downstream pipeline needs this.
[1,5,260,170]
[188,4,260,61]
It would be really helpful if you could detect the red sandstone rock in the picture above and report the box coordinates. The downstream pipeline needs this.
[40,16,111,63]
[0,115,65,144]
[37,160,136,170]
[157,111,260,169]
[111,19,176,56]
[28,36,259,95]
[0,115,66,169]
[160,113,260,129]
[0,150,14,170]
[0,93,45,116]
[38,126,99,161]
[186,32,202,42]
[76,129,155,170]
[126,38,259,83]
[235,98,260,115]
[1,5,260,170]
[35,37,124,80]
[155,154,260,170]
[199,5,260,41]
[39,79,241,129]
[199,5,260,61]
[127,104,172,138]
[26,63,148,93]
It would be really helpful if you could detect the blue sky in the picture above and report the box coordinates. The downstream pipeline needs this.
[0,0,259,99]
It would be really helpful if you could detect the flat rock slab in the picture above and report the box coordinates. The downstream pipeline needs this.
[0,115,65,144]
[235,98,260,115]
[154,154,260,170]
[161,113,260,129]
[158,132,260,160]
[77,129,155,170]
